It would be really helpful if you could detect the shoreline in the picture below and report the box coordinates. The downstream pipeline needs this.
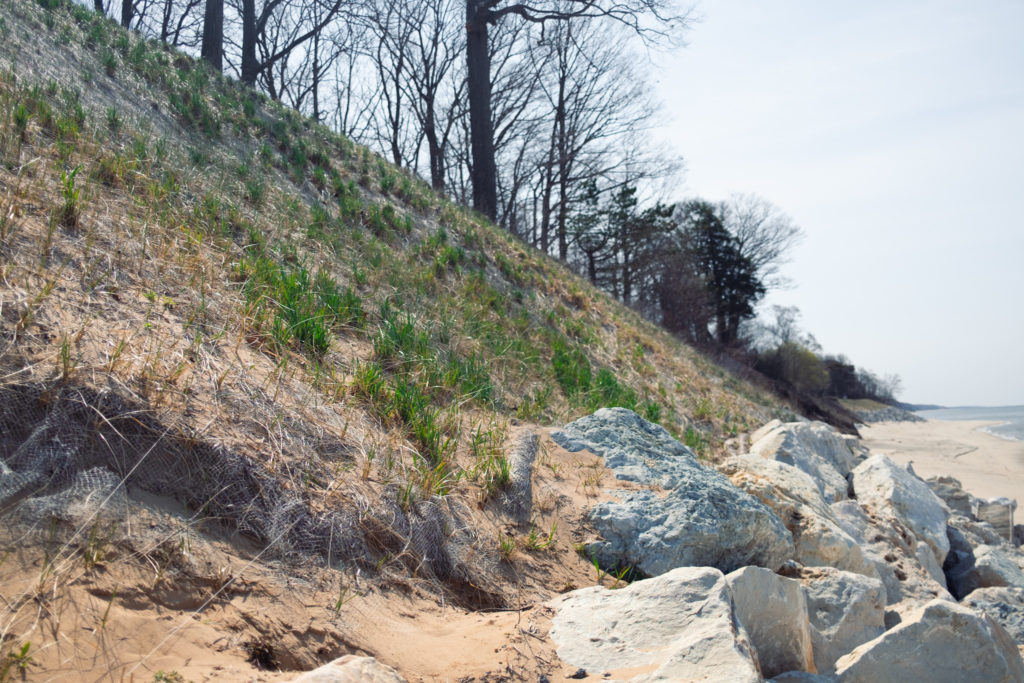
[859,418,1024,502]
[978,421,1024,443]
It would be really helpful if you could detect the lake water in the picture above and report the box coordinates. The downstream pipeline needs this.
[915,405,1024,442]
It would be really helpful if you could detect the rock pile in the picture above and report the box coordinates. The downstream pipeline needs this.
[292,409,1024,682]
[548,409,1024,681]
[850,405,926,424]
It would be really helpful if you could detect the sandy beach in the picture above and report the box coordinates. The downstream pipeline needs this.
[860,419,1024,503]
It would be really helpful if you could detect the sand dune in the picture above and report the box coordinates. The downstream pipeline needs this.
[860,419,1024,503]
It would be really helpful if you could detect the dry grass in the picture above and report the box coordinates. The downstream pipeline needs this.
[0,0,795,678]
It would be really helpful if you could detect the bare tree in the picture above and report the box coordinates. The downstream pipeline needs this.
[403,0,465,191]
[361,0,420,167]
[528,18,664,260]
[234,0,346,88]
[717,193,803,290]
[464,0,688,221]
[120,0,204,47]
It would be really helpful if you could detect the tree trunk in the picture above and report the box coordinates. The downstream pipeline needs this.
[120,0,132,27]
[311,29,321,122]
[201,0,223,71]
[241,0,259,85]
[466,1,497,221]
[554,74,569,261]
[423,102,445,192]
[94,0,104,14]
[539,158,553,254]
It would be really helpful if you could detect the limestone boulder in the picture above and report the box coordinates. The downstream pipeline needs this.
[833,600,1024,682]
[795,567,886,674]
[942,517,1016,600]
[961,586,1024,643]
[549,566,762,682]
[850,454,950,568]
[557,409,794,576]
[947,544,1024,599]
[926,476,975,516]
[289,655,406,682]
[750,418,783,444]
[749,421,858,503]
[550,407,700,489]
[722,455,876,577]
[830,499,951,605]
[726,566,815,678]
[586,480,794,576]
[949,512,1009,548]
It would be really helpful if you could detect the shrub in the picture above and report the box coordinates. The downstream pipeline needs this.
[57,165,81,229]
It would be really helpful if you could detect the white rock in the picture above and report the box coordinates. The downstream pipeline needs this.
[927,476,975,516]
[948,544,1024,599]
[749,421,857,503]
[558,409,794,575]
[726,566,815,678]
[722,456,876,578]
[795,567,886,674]
[961,586,1024,643]
[550,407,701,489]
[750,419,783,444]
[850,454,950,568]
[288,655,406,682]
[549,567,762,682]
[833,600,1024,682]
[830,500,952,605]
[914,541,948,588]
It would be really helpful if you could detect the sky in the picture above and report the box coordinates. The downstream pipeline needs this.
[651,0,1024,406]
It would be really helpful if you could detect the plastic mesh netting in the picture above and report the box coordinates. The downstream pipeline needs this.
[0,382,488,598]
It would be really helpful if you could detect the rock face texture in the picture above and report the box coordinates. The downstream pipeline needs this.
[830,499,951,605]
[721,455,875,577]
[961,586,1024,643]
[947,543,1024,599]
[927,475,975,515]
[550,407,702,489]
[555,408,793,576]
[748,421,860,503]
[544,410,1024,682]
[795,567,886,674]
[726,566,815,678]
[550,567,762,682]
[849,454,951,568]
[832,600,1024,683]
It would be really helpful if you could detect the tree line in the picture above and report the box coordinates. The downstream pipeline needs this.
[90,0,900,403]
[98,0,686,221]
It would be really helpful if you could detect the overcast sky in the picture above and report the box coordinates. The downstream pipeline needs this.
[652,0,1024,406]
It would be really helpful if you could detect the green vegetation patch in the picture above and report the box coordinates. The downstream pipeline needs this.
[236,255,364,356]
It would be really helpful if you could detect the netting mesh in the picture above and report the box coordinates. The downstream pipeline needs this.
[0,382,491,601]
